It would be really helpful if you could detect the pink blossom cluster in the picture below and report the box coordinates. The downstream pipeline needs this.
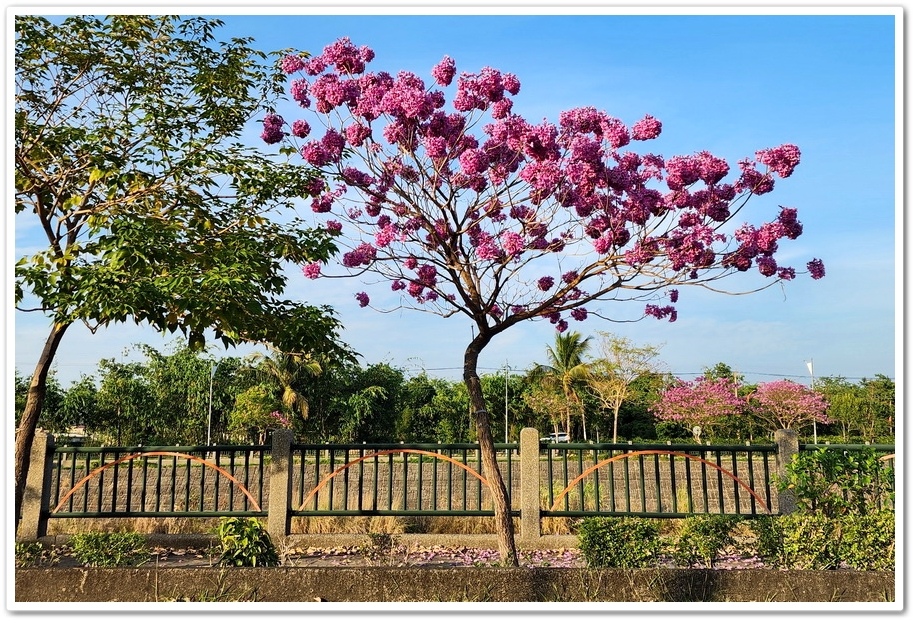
[260,113,285,145]
[645,304,677,322]
[269,410,291,429]
[265,37,824,327]
[653,377,745,429]
[750,380,829,429]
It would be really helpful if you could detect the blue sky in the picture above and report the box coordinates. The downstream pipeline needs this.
[11,6,901,389]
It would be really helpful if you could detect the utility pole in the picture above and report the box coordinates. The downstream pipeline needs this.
[805,359,817,443]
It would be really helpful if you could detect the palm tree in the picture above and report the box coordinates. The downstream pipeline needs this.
[529,331,592,439]
[247,349,321,428]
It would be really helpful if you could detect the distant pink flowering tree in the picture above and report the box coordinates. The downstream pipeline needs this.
[653,377,746,441]
[750,379,830,432]
[263,37,824,564]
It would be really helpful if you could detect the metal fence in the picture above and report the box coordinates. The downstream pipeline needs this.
[28,433,894,539]
[540,442,776,518]
[48,444,269,518]
[289,442,520,517]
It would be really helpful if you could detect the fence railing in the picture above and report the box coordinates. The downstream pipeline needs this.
[47,445,269,518]
[540,442,776,518]
[17,428,895,544]
[289,442,520,517]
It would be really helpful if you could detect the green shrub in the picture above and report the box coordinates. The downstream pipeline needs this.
[578,516,660,568]
[215,517,279,567]
[838,509,895,570]
[751,513,841,570]
[782,448,894,517]
[751,509,895,571]
[69,531,149,567]
[668,515,738,568]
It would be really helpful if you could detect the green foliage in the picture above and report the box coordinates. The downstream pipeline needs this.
[228,384,284,442]
[838,509,895,570]
[215,517,280,567]
[14,13,350,512]
[815,375,895,442]
[69,531,149,567]
[577,516,660,568]
[752,513,840,570]
[782,447,894,516]
[668,515,739,568]
[751,510,894,571]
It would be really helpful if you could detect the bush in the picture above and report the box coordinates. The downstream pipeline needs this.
[578,516,660,568]
[69,531,149,567]
[751,513,841,570]
[215,517,279,567]
[781,447,894,516]
[668,515,739,568]
[838,510,895,570]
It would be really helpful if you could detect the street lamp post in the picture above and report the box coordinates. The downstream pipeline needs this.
[207,361,220,449]
[805,359,817,443]
[504,361,509,445]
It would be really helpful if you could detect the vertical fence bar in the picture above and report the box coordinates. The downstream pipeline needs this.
[357,446,365,511]
[476,448,483,512]
[242,449,251,511]
[652,453,661,513]
[667,453,678,514]
[546,448,555,511]
[746,448,758,515]
[699,448,710,513]
[124,455,134,513]
[576,449,585,511]
[371,451,379,513]
[387,452,394,511]
[730,451,740,513]
[401,450,409,511]
[684,453,694,514]
[447,449,454,511]
[561,447,570,512]
[431,451,438,511]
[762,450,773,512]
[715,449,725,514]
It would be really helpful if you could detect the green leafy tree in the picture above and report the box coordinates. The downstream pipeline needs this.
[93,360,155,445]
[585,332,662,444]
[859,375,895,441]
[227,384,285,443]
[336,364,405,442]
[14,15,347,527]
[814,376,863,442]
[58,375,100,441]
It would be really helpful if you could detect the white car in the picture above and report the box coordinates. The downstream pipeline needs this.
[539,432,570,443]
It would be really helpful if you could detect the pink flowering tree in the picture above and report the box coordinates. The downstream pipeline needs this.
[652,377,747,441]
[262,37,825,564]
[750,380,830,434]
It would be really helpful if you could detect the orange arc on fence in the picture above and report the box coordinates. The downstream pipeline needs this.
[298,449,490,512]
[53,451,262,513]
[548,449,773,514]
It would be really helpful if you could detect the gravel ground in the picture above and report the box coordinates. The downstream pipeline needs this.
[29,544,768,570]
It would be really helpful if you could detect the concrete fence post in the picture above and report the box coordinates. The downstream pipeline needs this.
[17,431,54,541]
[267,429,294,545]
[519,427,541,543]
[774,428,799,515]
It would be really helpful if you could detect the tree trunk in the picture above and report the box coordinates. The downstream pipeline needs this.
[463,334,519,567]
[15,322,70,531]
